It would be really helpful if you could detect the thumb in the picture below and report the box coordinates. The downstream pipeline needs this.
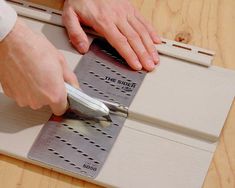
[62,3,89,54]
[64,68,80,89]
[49,83,68,116]
[59,55,80,88]
[49,54,79,116]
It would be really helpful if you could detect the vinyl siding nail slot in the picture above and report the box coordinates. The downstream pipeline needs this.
[172,44,192,51]
[198,51,214,56]
[28,5,46,12]
[7,0,23,5]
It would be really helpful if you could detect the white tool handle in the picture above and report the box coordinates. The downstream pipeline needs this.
[65,83,109,118]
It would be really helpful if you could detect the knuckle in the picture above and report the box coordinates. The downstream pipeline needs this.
[1,84,11,96]
[127,33,140,42]
[67,72,77,82]
[48,92,66,105]
[62,11,69,22]
[58,53,66,63]
[95,13,110,28]
[134,8,139,17]
[115,9,126,19]
[70,33,86,47]
[95,13,106,23]
[136,21,146,31]
[16,100,27,108]
[3,89,12,97]
[76,31,85,39]
[147,43,156,52]
[151,45,157,53]
[118,36,128,45]
[30,105,37,110]
[5,92,12,98]
[69,32,80,43]
[16,101,22,107]
[150,30,157,36]
[71,73,78,81]
[30,103,42,110]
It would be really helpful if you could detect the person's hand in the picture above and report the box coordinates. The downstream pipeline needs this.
[0,18,79,115]
[62,0,161,71]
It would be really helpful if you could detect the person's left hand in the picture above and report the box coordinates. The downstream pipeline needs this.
[62,0,161,72]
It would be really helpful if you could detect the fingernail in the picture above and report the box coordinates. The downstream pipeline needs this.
[135,60,142,70]
[71,83,80,89]
[147,59,155,71]
[152,51,159,64]
[74,83,80,89]
[155,60,160,67]
[77,42,87,53]
[153,35,162,44]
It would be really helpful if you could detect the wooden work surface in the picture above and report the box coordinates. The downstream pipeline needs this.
[0,0,235,187]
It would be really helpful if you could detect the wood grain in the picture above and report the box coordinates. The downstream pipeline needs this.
[1,0,235,187]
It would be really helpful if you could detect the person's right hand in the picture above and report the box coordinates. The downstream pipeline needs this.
[0,18,79,115]
[62,0,161,72]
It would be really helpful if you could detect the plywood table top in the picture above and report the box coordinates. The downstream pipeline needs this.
[0,0,235,188]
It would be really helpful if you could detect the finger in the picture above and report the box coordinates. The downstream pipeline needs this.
[0,78,12,97]
[94,22,142,70]
[59,53,79,88]
[16,102,27,108]
[117,20,155,71]
[135,10,161,44]
[2,82,28,107]
[15,88,31,107]
[1,83,13,98]
[14,80,31,108]
[49,89,68,116]
[128,15,159,64]
[29,103,43,110]
[15,96,28,108]
[62,4,89,54]
[64,68,79,89]
[28,95,43,110]
[45,69,68,116]
[8,79,29,107]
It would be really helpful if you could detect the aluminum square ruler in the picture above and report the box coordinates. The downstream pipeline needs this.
[28,38,146,178]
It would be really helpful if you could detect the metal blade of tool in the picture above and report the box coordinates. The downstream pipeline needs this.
[28,38,146,178]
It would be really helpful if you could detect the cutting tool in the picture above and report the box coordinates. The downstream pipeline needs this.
[65,83,127,124]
